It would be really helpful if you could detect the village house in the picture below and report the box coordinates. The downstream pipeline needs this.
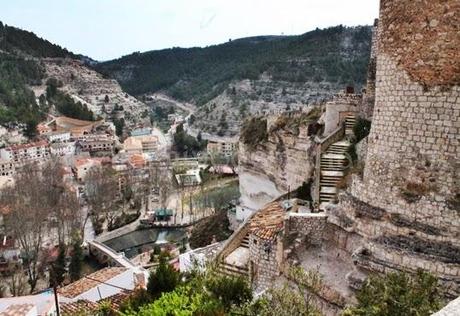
[44,131,71,143]
[0,292,57,316]
[207,141,237,158]
[123,135,158,155]
[50,141,76,157]
[77,136,114,155]
[74,157,110,181]
[0,159,15,177]
[58,267,146,304]
[0,140,50,164]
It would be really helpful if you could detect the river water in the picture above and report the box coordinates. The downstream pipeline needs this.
[103,228,186,258]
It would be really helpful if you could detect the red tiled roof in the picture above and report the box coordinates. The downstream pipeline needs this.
[58,267,127,299]
[59,291,132,315]
[1,303,35,316]
[60,300,99,315]
[6,140,49,151]
[249,201,285,240]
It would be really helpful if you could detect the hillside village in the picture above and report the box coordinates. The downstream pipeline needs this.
[0,0,459,315]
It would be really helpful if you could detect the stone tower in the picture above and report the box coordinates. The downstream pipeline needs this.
[330,0,460,296]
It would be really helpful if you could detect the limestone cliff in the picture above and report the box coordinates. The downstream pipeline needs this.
[238,110,319,211]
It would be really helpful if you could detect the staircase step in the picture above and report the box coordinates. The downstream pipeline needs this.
[218,263,249,277]
[321,170,344,177]
[320,187,337,194]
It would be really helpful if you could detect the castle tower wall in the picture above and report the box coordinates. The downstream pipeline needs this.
[364,0,460,198]
[329,0,460,296]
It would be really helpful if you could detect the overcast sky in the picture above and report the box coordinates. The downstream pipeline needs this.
[1,0,379,61]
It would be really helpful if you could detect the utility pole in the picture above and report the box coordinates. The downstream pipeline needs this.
[53,285,60,316]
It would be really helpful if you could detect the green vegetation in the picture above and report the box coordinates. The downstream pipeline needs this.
[189,210,232,249]
[0,21,75,58]
[147,253,181,299]
[120,255,252,315]
[173,123,207,157]
[97,26,372,105]
[240,117,268,149]
[0,21,80,132]
[343,270,443,316]
[0,53,45,133]
[68,235,83,282]
[46,79,95,121]
[353,117,372,142]
[113,117,125,136]
[122,267,252,316]
[49,245,67,286]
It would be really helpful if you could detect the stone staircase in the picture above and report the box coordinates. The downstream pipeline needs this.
[319,114,357,210]
[345,114,357,136]
[318,113,357,209]
[217,261,250,277]
[319,141,351,205]
[217,233,250,278]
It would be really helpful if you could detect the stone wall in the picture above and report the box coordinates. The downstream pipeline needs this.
[329,0,460,296]
[284,213,328,245]
[355,137,368,162]
[379,0,460,87]
[249,234,282,290]
[323,94,361,135]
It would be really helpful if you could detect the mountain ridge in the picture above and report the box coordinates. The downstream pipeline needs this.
[95,25,372,108]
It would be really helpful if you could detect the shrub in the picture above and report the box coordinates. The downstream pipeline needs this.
[147,253,180,299]
[206,275,252,311]
[353,118,371,142]
[343,270,443,316]
[240,117,268,149]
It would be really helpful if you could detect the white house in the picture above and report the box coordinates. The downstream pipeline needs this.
[0,140,50,164]
[50,141,76,157]
[58,267,146,303]
[45,131,71,143]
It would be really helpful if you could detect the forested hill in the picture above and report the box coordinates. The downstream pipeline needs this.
[96,25,372,106]
[0,21,80,134]
[0,21,75,58]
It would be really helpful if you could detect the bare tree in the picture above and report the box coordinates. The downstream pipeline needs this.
[85,166,119,231]
[42,159,81,245]
[6,267,28,297]
[1,163,48,293]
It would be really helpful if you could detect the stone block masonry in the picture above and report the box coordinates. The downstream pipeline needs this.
[284,213,327,245]
[329,0,460,296]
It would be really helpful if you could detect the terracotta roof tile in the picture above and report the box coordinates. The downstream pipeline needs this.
[60,300,99,315]
[249,201,285,240]
[1,303,35,316]
[58,267,127,299]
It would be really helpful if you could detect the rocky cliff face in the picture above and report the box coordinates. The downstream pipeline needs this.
[192,76,337,137]
[238,110,318,210]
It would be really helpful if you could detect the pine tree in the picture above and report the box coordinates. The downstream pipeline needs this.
[147,252,180,299]
[69,237,83,282]
[50,245,66,286]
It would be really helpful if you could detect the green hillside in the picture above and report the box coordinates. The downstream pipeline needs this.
[0,21,75,58]
[0,21,79,134]
[96,25,372,106]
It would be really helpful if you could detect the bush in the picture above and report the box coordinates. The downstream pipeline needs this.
[343,270,443,316]
[147,253,180,299]
[240,117,268,149]
[206,275,252,311]
[353,118,371,142]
